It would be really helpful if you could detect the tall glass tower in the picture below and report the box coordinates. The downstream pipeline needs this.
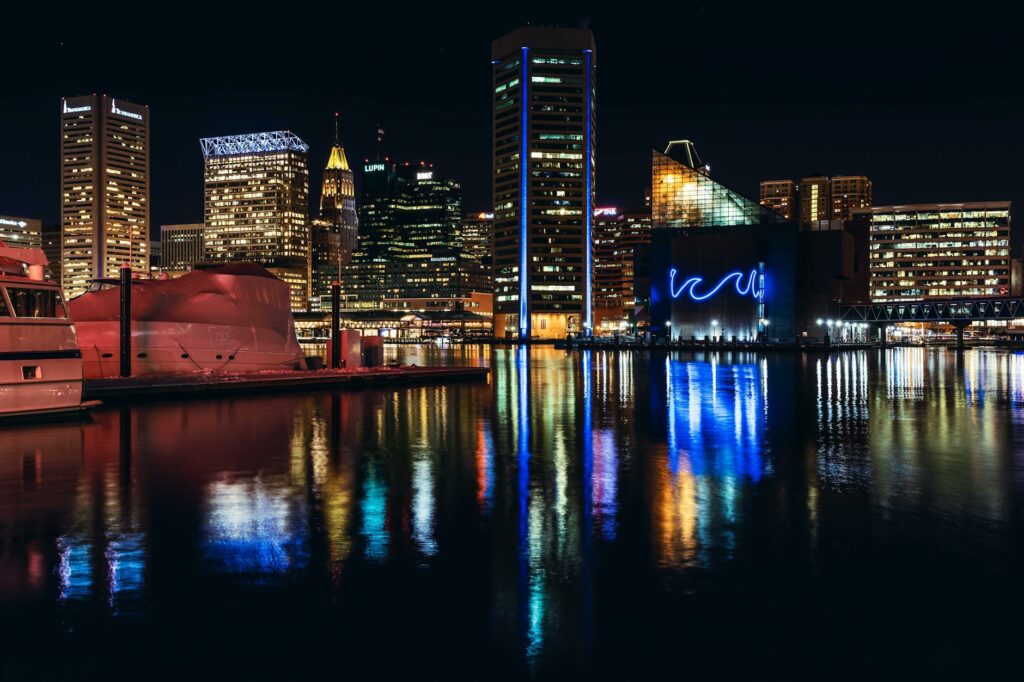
[491,26,596,341]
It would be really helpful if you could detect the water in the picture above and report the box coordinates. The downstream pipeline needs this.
[1,347,1022,679]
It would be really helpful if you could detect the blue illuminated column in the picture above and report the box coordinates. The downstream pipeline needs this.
[519,46,530,342]
[757,261,766,335]
[583,49,593,335]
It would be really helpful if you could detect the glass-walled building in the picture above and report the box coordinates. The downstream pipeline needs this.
[491,26,596,341]
[653,141,785,228]
[200,131,310,311]
[341,161,465,309]
[860,202,1011,302]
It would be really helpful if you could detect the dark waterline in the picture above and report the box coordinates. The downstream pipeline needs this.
[1,347,1022,679]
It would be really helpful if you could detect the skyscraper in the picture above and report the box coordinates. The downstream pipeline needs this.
[491,26,596,341]
[159,223,204,271]
[341,160,463,308]
[460,211,494,293]
[592,206,651,331]
[60,95,149,298]
[312,115,359,310]
[759,180,795,220]
[200,131,310,311]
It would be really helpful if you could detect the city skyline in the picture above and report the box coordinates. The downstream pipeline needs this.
[3,6,1022,241]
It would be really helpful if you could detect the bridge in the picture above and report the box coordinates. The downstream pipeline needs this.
[838,297,1024,349]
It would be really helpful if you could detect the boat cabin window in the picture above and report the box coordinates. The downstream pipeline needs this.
[0,292,8,317]
[4,287,68,319]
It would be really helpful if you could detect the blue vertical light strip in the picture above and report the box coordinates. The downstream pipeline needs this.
[583,49,593,335]
[757,260,766,335]
[519,46,530,341]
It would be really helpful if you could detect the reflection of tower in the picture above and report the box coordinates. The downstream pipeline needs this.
[312,114,359,310]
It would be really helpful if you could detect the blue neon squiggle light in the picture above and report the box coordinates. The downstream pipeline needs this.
[669,268,765,302]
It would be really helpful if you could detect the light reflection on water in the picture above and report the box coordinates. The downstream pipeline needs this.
[1,347,1022,676]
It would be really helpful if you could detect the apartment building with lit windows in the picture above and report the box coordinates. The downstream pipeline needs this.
[200,131,310,311]
[859,202,1011,302]
[764,174,872,229]
[759,180,795,220]
[491,26,596,340]
[829,176,872,222]
[60,95,150,298]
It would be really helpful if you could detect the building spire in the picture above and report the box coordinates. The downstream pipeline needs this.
[325,114,350,171]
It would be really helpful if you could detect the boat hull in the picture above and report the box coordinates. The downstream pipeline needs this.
[68,265,308,379]
[0,358,83,416]
[77,321,306,377]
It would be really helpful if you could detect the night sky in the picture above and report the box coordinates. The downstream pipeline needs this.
[3,3,1022,242]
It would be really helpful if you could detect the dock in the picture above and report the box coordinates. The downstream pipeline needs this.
[83,365,489,402]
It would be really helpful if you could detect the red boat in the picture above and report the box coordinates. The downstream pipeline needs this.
[68,263,308,379]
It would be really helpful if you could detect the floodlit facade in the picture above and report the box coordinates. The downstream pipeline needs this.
[759,180,795,220]
[160,223,204,271]
[60,95,150,298]
[653,141,784,228]
[200,131,310,311]
[492,26,596,340]
[593,207,651,330]
[860,202,1011,302]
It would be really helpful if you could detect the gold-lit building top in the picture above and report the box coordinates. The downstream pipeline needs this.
[326,145,350,172]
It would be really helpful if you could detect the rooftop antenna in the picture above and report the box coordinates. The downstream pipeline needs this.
[334,112,340,146]
[376,123,385,162]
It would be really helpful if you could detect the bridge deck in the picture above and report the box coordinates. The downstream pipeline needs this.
[839,298,1024,323]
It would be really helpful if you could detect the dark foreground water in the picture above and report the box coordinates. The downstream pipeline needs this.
[1,347,1022,679]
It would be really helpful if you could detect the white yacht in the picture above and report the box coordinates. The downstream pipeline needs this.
[0,242,92,420]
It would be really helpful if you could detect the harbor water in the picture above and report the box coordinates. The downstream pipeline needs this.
[1,346,1022,678]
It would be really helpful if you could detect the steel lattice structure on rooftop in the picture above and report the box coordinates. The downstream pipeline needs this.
[199,131,309,159]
